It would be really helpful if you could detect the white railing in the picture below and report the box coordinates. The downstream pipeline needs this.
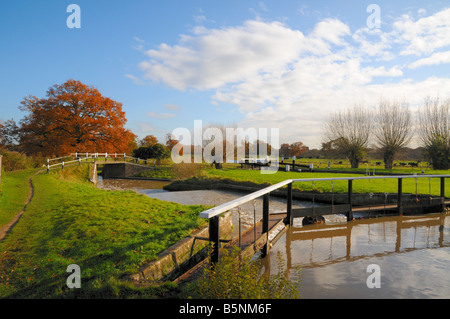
[46,152,158,171]
[202,174,450,264]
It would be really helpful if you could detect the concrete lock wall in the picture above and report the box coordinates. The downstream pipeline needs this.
[101,163,152,179]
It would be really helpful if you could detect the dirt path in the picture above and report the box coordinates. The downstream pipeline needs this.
[0,170,42,241]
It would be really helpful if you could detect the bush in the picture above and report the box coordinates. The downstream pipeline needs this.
[0,149,42,171]
[425,137,450,170]
[132,144,170,163]
[183,247,301,299]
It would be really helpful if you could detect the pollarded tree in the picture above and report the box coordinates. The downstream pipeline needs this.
[323,104,372,168]
[374,100,413,169]
[17,79,136,156]
[417,97,450,170]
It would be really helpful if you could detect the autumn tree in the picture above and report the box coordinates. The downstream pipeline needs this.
[279,141,308,158]
[16,79,135,156]
[166,132,184,158]
[139,134,158,148]
[374,100,413,169]
[279,143,290,157]
[323,105,372,168]
[289,141,309,157]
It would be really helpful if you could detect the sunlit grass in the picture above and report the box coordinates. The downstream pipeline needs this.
[204,167,450,197]
[0,169,39,227]
[0,165,207,298]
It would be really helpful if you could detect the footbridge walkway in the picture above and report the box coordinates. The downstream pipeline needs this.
[199,175,450,266]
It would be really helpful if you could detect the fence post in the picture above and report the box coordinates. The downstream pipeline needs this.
[62,161,64,170]
[286,183,292,226]
[209,215,220,266]
[347,179,353,221]
[398,178,403,215]
[262,193,270,257]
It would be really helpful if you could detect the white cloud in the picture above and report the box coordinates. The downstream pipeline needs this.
[146,111,176,119]
[125,74,144,85]
[392,8,450,56]
[311,18,350,45]
[134,8,450,147]
[409,50,450,69]
[164,104,181,111]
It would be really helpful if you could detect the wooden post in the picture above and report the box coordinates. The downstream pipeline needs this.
[347,179,353,221]
[398,178,403,215]
[441,177,446,211]
[209,216,220,266]
[262,193,270,257]
[286,183,292,226]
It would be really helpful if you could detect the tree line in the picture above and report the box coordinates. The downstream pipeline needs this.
[1,80,448,170]
[322,98,450,170]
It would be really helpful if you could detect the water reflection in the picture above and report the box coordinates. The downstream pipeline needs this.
[262,214,450,298]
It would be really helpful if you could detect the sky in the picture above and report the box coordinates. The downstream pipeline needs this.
[1,0,450,149]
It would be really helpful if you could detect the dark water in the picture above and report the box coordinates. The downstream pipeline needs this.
[98,178,450,298]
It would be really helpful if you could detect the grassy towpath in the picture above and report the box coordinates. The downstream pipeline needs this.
[0,165,208,298]
[0,169,41,239]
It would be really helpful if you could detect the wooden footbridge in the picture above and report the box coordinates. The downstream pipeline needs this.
[199,175,450,266]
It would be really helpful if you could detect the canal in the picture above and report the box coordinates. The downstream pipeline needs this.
[98,178,450,298]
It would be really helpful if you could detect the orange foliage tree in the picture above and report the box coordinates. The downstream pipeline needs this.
[139,134,158,148]
[18,79,136,156]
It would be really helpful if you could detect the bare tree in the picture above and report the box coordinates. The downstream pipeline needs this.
[417,97,450,169]
[374,99,413,169]
[323,104,372,168]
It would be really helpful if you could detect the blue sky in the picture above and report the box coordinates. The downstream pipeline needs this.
[1,0,450,148]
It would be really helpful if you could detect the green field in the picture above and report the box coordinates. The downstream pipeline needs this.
[0,165,207,298]
[202,166,450,197]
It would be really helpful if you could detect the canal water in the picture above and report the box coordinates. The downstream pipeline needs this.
[98,178,450,298]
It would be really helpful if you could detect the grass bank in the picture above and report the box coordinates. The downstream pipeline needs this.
[166,167,450,198]
[0,165,208,298]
